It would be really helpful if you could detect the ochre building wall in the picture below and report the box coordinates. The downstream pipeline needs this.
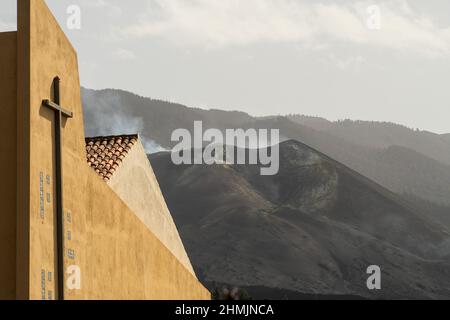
[65,160,209,299]
[15,0,209,300]
[0,31,18,300]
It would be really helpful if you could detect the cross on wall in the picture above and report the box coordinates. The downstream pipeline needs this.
[42,77,73,301]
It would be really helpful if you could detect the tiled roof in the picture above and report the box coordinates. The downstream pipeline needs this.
[85,134,138,182]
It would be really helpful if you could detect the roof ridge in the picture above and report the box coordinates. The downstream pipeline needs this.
[86,133,139,141]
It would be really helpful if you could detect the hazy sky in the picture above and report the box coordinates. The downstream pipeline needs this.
[1,0,450,133]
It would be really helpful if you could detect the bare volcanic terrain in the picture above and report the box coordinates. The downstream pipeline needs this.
[150,140,450,299]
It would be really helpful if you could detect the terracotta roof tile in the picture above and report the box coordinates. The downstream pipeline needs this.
[85,134,138,182]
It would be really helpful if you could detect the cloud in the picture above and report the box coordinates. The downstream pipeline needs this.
[111,48,136,60]
[80,0,122,17]
[0,18,15,31]
[142,139,168,154]
[327,54,366,71]
[122,0,450,57]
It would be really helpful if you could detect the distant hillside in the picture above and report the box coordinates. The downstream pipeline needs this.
[366,146,450,207]
[82,88,450,206]
[289,115,450,166]
[402,194,450,229]
[243,117,450,207]
[443,134,450,143]
[150,141,450,299]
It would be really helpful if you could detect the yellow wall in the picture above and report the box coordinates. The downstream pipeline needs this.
[14,0,209,300]
[65,160,209,300]
[0,31,17,300]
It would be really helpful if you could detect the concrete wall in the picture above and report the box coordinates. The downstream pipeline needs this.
[108,139,196,278]
[15,0,209,300]
[0,32,17,300]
